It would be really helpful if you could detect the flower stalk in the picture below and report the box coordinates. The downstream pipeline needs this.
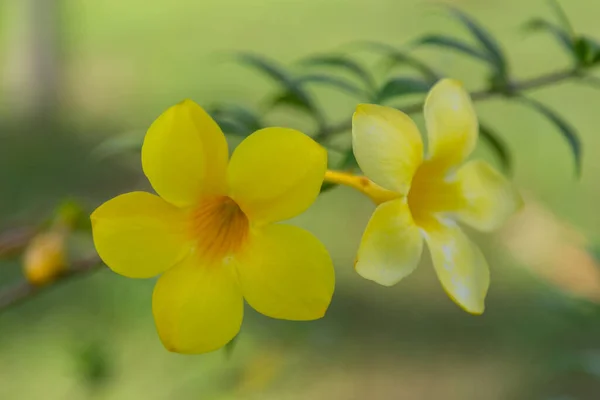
[324,170,399,205]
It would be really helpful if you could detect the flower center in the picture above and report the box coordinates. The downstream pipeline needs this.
[407,161,461,228]
[190,196,250,261]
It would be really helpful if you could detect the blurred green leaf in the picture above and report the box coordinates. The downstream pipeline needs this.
[268,90,325,125]
[446,7,508,75]
[213,117,253,136]
[75,342,112,389]
[349,41,440,83]
[298,54,377,92]
[217,104,262,131]
[574,36,600,66]
[520,96,582,176]
[523,18,574,54]
[478,122,512,174]
[412,34,493,64]
[56,199,91,231]
[235,53,324,125]
[235,52,295,86]
[524,2,600,68]
[295,73,367,99]
[269,91,310,112]
[548,0,574,36]
[574,37,591,65]
[375,77,431,104]
[210,104,262,136]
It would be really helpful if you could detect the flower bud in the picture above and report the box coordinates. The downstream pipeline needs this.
[23,231,66,286]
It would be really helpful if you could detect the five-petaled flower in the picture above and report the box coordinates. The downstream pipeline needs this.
[91,100,335,354]
[351,79,522,314]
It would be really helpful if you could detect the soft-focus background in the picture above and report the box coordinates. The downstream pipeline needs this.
[2,0,600,399]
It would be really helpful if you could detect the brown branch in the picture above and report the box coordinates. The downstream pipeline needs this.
[313,68,580,141]
[0,255,102,313]
[0,227,37,258]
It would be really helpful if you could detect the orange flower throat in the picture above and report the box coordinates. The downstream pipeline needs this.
[191,196,250,261]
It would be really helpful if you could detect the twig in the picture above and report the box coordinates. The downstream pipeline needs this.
[313,68,580,141]
[0,255,102,313]
[0,227,37,258]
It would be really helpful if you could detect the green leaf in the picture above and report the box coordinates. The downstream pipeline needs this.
[446,7,508,75]
[235,53,324,125]
[526,2,595,67]
[589,40,600,64]
[75,341,112,388]
[212,116,252,137]
[574,36,600,66]
[349,41,440,83]
[519,96,582,176]
[209,104,262,136]
[375,77,431,104]
[295,73,367,99]
[412,34,493,64]
[523,18,574,54]
[382,55,439,84]
[298,55,377,92]
[574,37,591,65]
[235,52,295,86]
[56,199,88,230]
[548,0,574,36]
[219,104,262,131]
[478,122,512,174]
[270,91,311,111]
[269,90,324,125]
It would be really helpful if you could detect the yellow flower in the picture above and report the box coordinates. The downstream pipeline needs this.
[350,79,522,314]
[91,100,334,354]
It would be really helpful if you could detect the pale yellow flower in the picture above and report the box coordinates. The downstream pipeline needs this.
[350,79,522,314]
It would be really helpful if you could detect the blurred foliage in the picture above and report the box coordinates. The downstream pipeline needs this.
[93,2,597,178]
[525,0,600,68]
[74,341,113,390]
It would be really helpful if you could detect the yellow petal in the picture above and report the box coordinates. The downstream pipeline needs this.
[227,128,326,224]
[352,104,423,194]
[91,192,189,278]
[355,199,424,286]
[424,220,490,315]
[152,255,243,354]
[424,79,478,168]
[237,224,334,321]
[142,100,229,207]
[454,160,523,232]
